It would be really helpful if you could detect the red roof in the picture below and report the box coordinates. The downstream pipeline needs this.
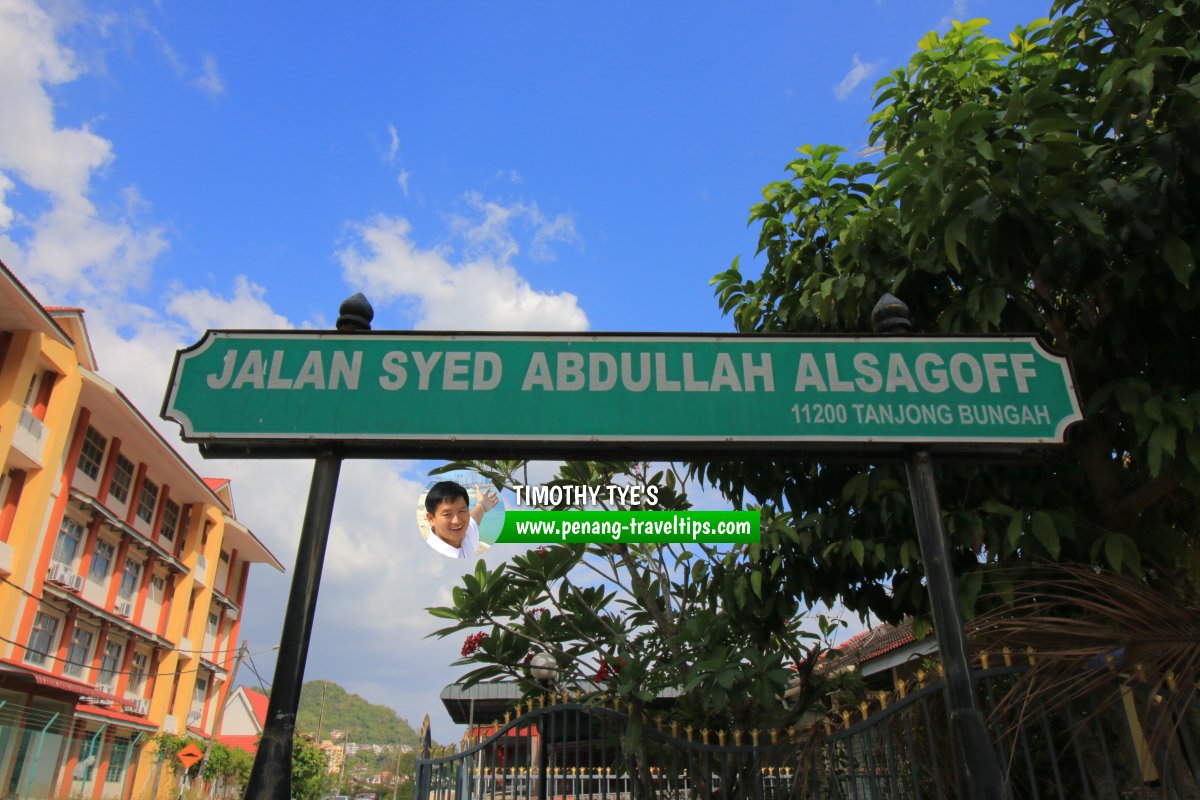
[204,478,231,491]
[824,619,917,670]
[244,687,269,726]
[220,734,260,755]
[45,306,84,313]
[468,724,539,739]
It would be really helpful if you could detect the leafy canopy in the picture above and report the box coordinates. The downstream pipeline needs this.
[702,0,1200,622]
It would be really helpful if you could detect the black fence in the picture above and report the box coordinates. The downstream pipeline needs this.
[416,665,1200,799]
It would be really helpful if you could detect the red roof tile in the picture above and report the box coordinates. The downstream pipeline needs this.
[220,734,260,755]
[244,687,269,726]
[824,619,917,669]
[204,478,231,491]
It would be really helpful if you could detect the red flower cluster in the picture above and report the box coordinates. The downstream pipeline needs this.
[534,546,548,556]
[523,651,535,664]
[528,607,549,617]
[595,656,626,682]
[461,631,488,656]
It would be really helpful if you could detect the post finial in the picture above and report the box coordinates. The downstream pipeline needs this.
[871,293,911,334]
[337,292,375,332]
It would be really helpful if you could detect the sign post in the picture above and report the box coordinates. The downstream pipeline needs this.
[162,295,1083,800]
[241,294,371,800]
[874,293,1005,799]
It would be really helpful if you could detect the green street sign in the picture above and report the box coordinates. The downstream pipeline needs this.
[161,331,1083,457]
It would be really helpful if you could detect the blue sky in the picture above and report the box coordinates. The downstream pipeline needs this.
[2,0,1052,741]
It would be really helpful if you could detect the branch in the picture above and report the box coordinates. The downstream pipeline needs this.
[1112,471,1180,530]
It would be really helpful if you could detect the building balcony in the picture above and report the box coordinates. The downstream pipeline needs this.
[67,489,189,575]
[8,408,47,470]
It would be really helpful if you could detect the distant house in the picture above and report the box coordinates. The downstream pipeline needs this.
[218,685,269,755]
[812,618,938,690]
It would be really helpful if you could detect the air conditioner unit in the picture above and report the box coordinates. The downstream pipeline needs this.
[45,563,69,584]
[115,599,133,618]
[67,572,84,592]
[132,698,150,716]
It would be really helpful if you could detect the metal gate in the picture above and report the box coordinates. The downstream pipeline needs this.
[416,664,1200,799]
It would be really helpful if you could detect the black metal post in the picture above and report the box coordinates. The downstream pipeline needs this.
[243,453,342,799]
[873,294,1005,800]
[243,294,373,800]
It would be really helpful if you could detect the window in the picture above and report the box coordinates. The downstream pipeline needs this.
[150,575,165,592]
[129,652,149,695]
[106,737,131,782]
[24,612,58,666]
[89,541,115,581]
[219,550,231,563]
[63,627,94,678]
[52,517,85,567]
[158,499,180,542]
[109,455,134,504]
[98,641,121,688]
[77,426,107,480]
[118,558,140,600]
[207,611,220,637]
[192,674,208,705]
[136,479,159,524]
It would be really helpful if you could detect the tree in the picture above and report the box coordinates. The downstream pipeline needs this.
[704,0,1200,623]
[291,735,335,800]
[150,733,251,797]
[428,460,855,736]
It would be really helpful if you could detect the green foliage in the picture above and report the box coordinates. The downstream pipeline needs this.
[149,732,250,792]
[703,0,1200,622]
[296,680,421,745]
[428,460,855,734]
[291,735,335,800]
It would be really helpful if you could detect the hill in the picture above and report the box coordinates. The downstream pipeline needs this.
[289,680,421,745]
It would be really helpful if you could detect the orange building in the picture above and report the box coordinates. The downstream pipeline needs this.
[0,260,283,798]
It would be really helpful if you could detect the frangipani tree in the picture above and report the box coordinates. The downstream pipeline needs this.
[427,459,853,735]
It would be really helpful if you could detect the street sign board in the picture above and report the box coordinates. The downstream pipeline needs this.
[161,331,1082,457]
[177,743,203,769]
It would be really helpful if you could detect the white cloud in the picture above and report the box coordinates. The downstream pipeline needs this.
[166,275,292,335]
[449,192,577,264]
[0,0,166,299]
[385,124,400,166]
[833,54,879,102]
[194,53,224,96]
[938,0,969,29]
[495,169,522,185]
[383,125,410,197]
[338,197,587,331]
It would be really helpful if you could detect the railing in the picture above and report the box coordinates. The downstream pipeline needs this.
[0,700,140,799]
[416,665,1200,799]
